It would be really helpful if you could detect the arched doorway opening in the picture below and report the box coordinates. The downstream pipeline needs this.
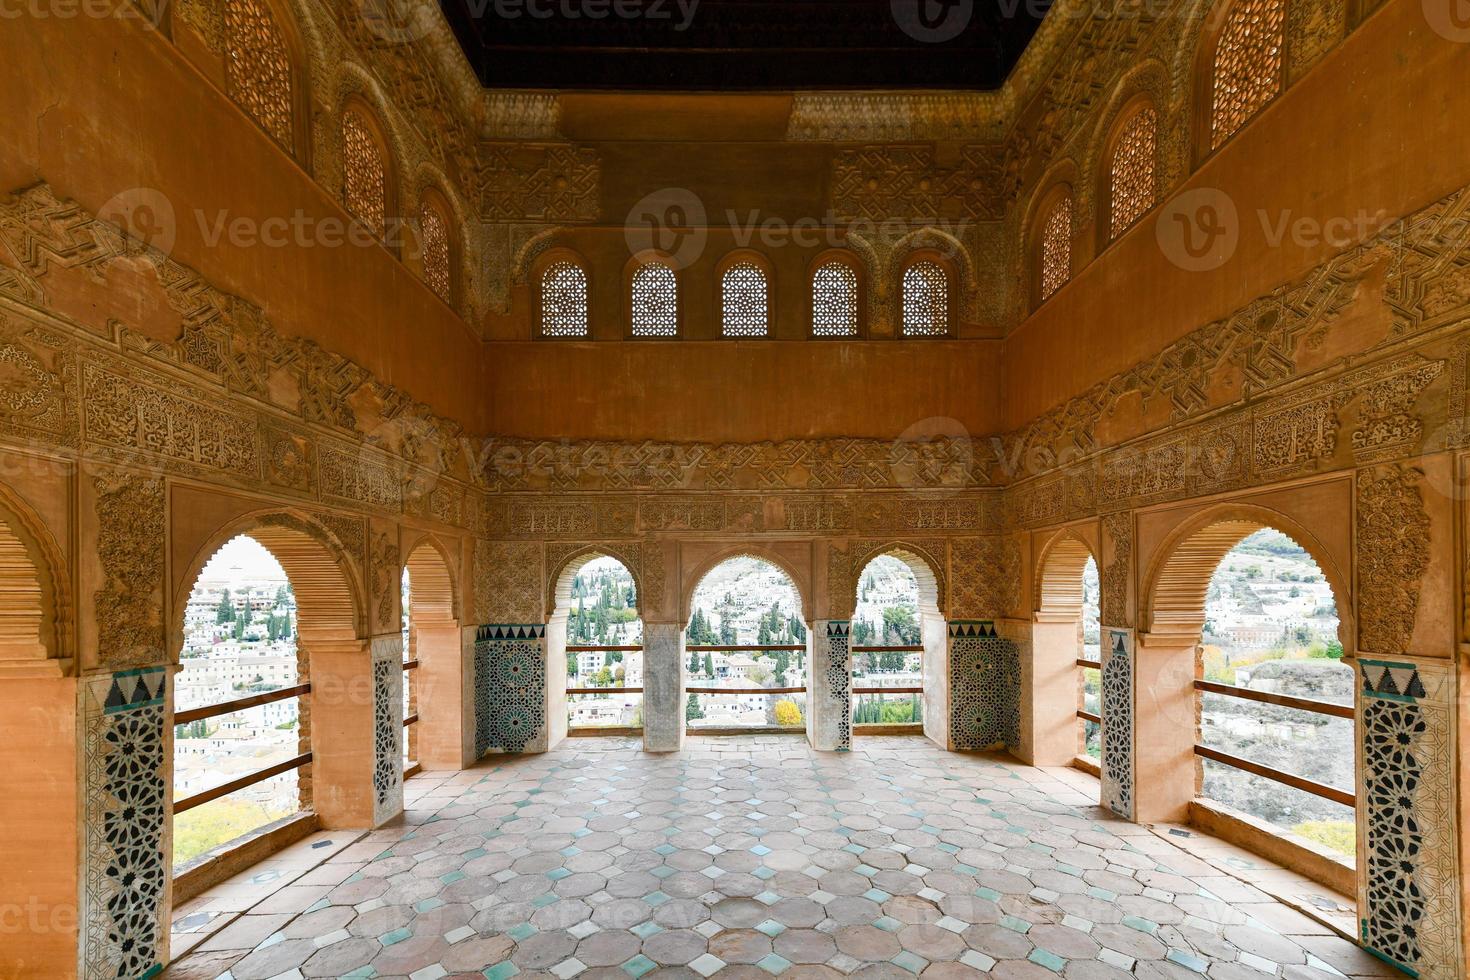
[172,535,309,871]
[548,554,644,739]
[402,538,461,771]
[684,555,807,733]
[1141,513,1353,886]
[1196,529,1352,863]
[850,550,943,738]
[1030,531,1099,767]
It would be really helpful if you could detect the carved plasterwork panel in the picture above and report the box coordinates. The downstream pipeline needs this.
[1355,465,1430,657]
[474,539,542,625]
[92,470,166,668]
[1100,512,1132,628]
[949,536,1020,620]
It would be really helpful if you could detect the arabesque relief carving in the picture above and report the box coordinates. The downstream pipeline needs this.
[92,469,166,668]
[1355,464,1431,657]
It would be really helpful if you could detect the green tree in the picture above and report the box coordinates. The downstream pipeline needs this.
[702,653,714,677]
[215,589,234,624]
[685,693,705,721]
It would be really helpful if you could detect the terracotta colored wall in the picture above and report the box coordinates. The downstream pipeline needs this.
[0,11,489,434]
[484,338,1002,442]
[1002,0,1470,430]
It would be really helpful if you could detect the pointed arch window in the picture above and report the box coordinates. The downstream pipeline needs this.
[539,259,590,338]
[630,260,678,337]
[341,106,388,239]
[901,259,950,337]
[811,260,860,337]
[418,193,453,304]
[1207,0,1286,150]
[720,259,770,337]
[1037,192,1073,304]
[224,0,296,154]
[1107,104,1158,240]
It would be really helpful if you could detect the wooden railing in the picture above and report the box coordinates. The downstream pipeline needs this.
[173,682,313,813]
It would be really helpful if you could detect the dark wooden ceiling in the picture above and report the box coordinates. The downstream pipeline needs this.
[440,0,1051,91]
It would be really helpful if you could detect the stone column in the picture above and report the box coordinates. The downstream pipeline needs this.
[543,613,569,750]
[919,610,947,748]
[641,622,684,752]
[1128,630,1195,824]
[309,634,402,828]
[415,622,473,769]
[1022,613,1083,766]
[471,624,549,755]
[807,621,850,752]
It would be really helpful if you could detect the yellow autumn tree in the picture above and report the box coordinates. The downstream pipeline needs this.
[774,700,803,726]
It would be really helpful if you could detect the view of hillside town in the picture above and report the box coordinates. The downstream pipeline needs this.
[174,532,1349,869]
[172,535,303,868]
[1196,530,1351,859]
[564,555,926,730]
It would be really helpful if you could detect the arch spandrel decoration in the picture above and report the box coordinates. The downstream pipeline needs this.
[1139,504,1351,646]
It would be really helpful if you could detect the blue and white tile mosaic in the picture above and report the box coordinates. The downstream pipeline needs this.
[82,666,168,980]
[1100,628,1134,820]
[947,620,1019,751]
[1358,656,1461,979]
[474,624,547,754]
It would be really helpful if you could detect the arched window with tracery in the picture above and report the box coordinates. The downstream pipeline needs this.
[418,193,453,304]
[539,259,590,337]
[811,259,859,337]
[1207,0,1286,150]
[223,0,296,154]
[629,260,678,337]
[1106,104,1158,240]
[1037,191,1073,304]
[901,259,950,337]
[341,105,388,239]
[720,260,770,337]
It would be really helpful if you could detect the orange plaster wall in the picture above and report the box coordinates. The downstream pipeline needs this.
[0,678,79,977]
[1001,0,1470,431]
[0,12,490,435]
[483,338,1003,443]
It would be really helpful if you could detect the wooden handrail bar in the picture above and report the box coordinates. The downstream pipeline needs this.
[686,644,805,652]
[1194,680,1353,719]
[173,752,312,814]
[686,686,807,695]
[403,713,419,726]
[174,683,311,726]
[1194,744,1355,807]
[853,687,923,694]
[567,687,644,695]
[1076,709,1101,725]
[1076,659,1101,670]
[851,645,923,652]
[402,659,420,670]
[567,645,644,652]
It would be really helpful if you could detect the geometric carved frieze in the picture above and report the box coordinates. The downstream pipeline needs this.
[92,469,166,669]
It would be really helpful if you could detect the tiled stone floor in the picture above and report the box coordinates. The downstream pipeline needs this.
[167,736,1397,980]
